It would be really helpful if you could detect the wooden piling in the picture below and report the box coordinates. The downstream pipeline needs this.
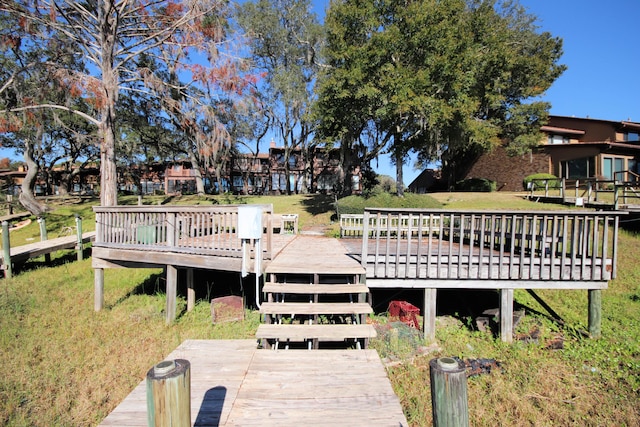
[146,359,191,427]
[430,357,469,427]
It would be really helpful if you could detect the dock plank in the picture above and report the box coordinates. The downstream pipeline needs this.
[98,339,408,427]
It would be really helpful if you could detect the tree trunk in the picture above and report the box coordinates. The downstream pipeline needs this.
[98,2,119,207]
[20,129,47,216]
[188,151,205,195]
[395,149,404,197]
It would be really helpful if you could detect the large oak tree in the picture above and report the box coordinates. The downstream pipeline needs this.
[316,0,565,195]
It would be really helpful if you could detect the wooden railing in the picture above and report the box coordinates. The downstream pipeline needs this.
[361,208,624,283]
[93,205,273,259]
[528,177,640,208]
[340,213,440,238]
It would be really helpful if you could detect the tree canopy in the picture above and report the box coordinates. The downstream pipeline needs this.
[315,0,566,194]
[1,0,251,206]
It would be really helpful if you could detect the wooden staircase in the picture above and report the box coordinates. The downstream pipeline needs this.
[256,236,377,350]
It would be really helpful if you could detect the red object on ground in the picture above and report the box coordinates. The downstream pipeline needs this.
[388,300,420,329]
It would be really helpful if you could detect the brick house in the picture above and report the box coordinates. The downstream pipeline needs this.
[462,115,640,191]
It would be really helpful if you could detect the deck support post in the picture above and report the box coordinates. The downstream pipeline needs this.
[588,289,602,338]
[166,265,178,324]
[186,268,195,312]
[94,268,104,311]
[423,288,437,342]
[500,288,514,343]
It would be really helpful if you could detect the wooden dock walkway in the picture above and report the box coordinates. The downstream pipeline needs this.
[98,339,408,426]
[1,231,96,266]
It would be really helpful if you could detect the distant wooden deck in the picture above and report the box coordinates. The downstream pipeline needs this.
[98,339,408,426]
[1,231,95,266]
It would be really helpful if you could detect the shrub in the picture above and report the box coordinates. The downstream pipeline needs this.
[454,178,496,192]
[523,173,561,190]
[335,193,443,216]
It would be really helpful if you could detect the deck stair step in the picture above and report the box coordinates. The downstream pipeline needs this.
[256,324,377,341]
[262,282,369,295]
[260,302,372,316]
[258,236,375,349]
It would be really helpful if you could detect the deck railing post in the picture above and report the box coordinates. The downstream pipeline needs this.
[75,214,83,261]
[167,212,176,248]
[2,220,12,278]
[361,210,370,268]
[38,216,51,263]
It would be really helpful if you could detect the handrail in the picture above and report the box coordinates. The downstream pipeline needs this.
[529,177,640,208]
[361,208,624,282]
[93,204,274,260]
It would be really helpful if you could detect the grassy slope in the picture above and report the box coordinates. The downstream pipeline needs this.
[0,193,638,426]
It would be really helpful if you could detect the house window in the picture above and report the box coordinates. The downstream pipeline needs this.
[624,132,640,142]
[289,155,297,169]
[548,134,569,144]
[561,157,594,179]
[603,156,627,181]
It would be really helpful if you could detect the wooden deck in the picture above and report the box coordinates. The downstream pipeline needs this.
[1,231,96,266]
[99,339,408,426]
[265,235,364,276]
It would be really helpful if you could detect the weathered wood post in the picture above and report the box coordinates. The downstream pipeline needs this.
[146,359,191,427]
[75,214,83,261]
[37,217,51,263]
[423,288,437,342]
[2,220,12,278]
[430,357,469,427]
[186,268,195,312]
[166,265,178,324]
[588,289,602,338]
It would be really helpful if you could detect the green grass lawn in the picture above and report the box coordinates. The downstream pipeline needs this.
[0,192,638,426]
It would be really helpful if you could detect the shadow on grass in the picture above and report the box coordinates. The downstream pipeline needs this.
[371,288,589,340]
[106,272,167,310]
[300,194,336,216]
[14,247,93,274]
